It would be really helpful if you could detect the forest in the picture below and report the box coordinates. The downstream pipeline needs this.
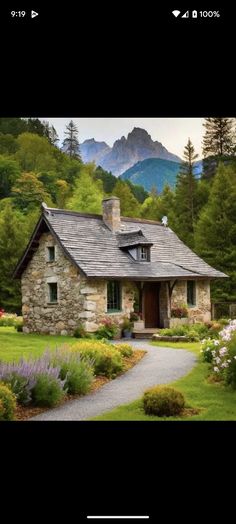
[0,117,235,313]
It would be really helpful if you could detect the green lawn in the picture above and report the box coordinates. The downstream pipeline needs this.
[93,340,236,421]
[0,327,78,361]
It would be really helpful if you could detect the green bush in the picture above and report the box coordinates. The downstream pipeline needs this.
[114,343,133,357]
[71,341,124,378]
[4,373,31,405]
[59,359,94,395]
[32,374,65,407]
[0,314,23,327]
[0,382,16,420]
[200,338,218,363]
[143,386,185,417]
[73,323,87,338]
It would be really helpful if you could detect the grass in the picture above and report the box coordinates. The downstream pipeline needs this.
[93,340,236,421]
[0,326,80,361]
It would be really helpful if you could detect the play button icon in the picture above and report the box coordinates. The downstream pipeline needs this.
[31,10,39,18]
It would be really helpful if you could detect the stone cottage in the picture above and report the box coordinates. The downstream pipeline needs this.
[14,197,227,335]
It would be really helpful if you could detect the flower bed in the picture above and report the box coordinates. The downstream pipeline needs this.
[0,339,141,420]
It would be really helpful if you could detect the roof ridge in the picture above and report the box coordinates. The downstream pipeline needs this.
[45,208,103,219]
[121,216,163,225]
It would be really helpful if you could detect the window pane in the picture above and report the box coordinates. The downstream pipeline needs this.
[48,246,55,261]
[107,281,121,311]
[49,283,57,303]
[187,281,196,306]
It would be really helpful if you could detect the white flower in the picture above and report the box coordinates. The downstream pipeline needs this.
[219,347,227,356]
[215,357,221,364]
[214,366,219,373]
[234,356,236,360]
[214,340,220,346]
[212,350,216,356]
[227,359,231,363]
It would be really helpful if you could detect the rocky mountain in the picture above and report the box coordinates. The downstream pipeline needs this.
[120,158,202,193]
[80,127,181,176]
[80,138,111,164]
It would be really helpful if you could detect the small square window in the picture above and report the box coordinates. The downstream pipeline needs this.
[48,282,58,303]
[47,246,55,262]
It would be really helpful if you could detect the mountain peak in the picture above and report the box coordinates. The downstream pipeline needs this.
[80,127,181,176]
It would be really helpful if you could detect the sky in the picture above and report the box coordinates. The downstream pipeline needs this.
[39,118,204,158]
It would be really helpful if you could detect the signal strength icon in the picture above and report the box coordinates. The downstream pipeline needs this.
[182,11,189,18]
[172,10,181,17]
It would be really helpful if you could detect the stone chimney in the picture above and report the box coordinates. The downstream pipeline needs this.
[102,197,121,232]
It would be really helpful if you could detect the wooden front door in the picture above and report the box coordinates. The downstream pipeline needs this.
[143,283,160,328]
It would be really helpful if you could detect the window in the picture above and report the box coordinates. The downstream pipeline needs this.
[107,281,121,312]
[187,281,196,307]
[47,246,55,262]
[48,282,58,303]
[140,247,148,260]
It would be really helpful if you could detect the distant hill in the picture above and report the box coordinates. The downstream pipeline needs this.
[120,158,202,192]
[80,127,181,176]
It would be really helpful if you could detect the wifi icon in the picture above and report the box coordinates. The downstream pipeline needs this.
[172,10,181,17]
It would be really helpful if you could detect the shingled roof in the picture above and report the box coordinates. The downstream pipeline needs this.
[117,230,153,248]
[14,206,227,280]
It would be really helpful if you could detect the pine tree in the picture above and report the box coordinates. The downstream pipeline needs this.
[195,163,236,301]
[112,179,140,217]
[62,120,81,160]
[49,125,59,147]
[202,117,235,179]
[174,139,199,248]
[67,170,103,214]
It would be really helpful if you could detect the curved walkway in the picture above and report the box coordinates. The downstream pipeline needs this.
[30,340,196,421]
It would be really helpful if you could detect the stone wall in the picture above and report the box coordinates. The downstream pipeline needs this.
[171,280,211,323]
[22,233,82,335]
[21,232,137,335]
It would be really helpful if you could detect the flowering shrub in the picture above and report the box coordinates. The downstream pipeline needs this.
[0,382,16,420]
[114,343,133,358]
[171,306,188,318]
[0,352,65,405]
[95,317,119,339]
[51,347,94,395]
[0,313,23,327]
[31,373,65,407]
[70,340,124,378]
[201,320,236,387]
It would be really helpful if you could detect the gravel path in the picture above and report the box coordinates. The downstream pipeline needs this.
[30,340,196,421]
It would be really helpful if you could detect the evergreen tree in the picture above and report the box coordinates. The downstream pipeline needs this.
[94,166,117,193]
[49,125,59,147]
[174,139,199,248]
[202,118,235,179]
[26,118,46,136]
[62,120,81,160]
[0,204,29,312]
[67,170,103,214]
[0,118,28,136]
[195,163,236,301]
[112,179,140,217]
[0,156,21,199]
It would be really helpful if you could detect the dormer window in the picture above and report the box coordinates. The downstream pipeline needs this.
[140,247,148,261]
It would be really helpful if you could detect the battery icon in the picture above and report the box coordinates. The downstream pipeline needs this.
[192,10,198,18]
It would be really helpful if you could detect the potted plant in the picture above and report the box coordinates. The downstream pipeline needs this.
[121,317,133,338]
[130,312,144,331]
[169,305,189,327]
